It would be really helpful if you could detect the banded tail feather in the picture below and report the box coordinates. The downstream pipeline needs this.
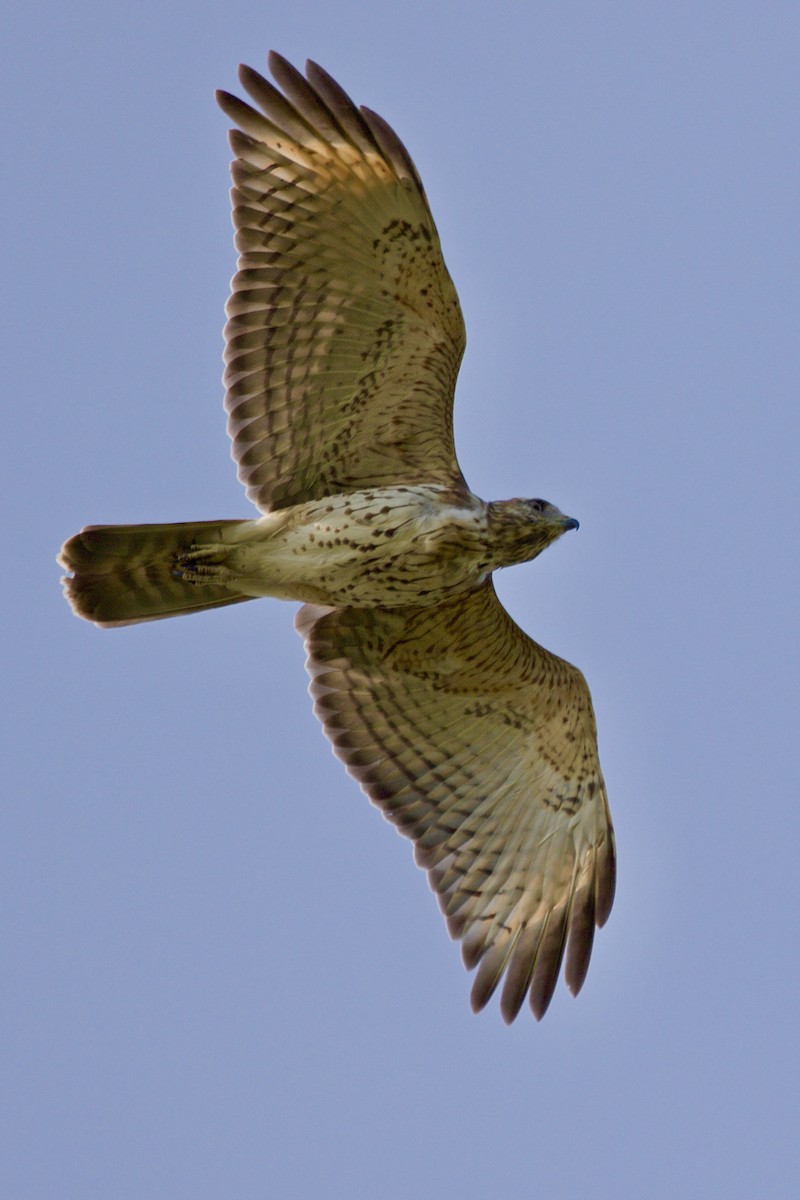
[59,520,254,627]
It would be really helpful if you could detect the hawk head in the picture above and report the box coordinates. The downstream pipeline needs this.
[486,497,579,568]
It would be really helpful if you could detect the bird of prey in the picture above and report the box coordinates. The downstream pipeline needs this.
[59,52,615,1023]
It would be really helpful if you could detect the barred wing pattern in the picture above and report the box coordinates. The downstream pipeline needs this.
[297,580,615,1022]
[217,54,468,513]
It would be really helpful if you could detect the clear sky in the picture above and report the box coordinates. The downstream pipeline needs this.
[4,2,799,1197]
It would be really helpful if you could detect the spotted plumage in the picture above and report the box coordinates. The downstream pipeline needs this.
[59,52,615,1022]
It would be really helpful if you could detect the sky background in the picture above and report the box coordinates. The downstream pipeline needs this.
[4,1,799,1196]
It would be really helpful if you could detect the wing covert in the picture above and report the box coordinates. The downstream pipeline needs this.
[217,54,468,512]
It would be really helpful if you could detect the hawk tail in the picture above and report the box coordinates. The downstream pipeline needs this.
[58,520,255,626]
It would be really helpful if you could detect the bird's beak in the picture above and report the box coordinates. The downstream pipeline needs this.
[561,516,580,532]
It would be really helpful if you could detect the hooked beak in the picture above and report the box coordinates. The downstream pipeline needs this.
[561,516,580,532]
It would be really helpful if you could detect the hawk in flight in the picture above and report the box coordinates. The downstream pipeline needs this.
[60,53,615,1022]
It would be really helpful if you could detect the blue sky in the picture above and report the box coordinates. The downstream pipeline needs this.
[4,2,799,1196]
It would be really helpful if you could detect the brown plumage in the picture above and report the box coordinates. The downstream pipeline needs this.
[59,52,615,1021]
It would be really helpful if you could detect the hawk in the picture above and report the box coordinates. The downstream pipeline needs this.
[59,53,615,1022]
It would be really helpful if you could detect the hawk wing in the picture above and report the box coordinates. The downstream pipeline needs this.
[297,580,615,1022]
[216,54,468,513]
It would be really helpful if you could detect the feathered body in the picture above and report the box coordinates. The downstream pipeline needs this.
[61,488,577,623]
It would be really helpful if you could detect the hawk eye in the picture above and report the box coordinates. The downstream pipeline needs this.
[530,499,546,512]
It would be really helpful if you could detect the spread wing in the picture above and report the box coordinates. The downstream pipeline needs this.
[216,53,468,513]
[297,580,615,1022]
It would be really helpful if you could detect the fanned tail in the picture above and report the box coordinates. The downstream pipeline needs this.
[58,520,255,626]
